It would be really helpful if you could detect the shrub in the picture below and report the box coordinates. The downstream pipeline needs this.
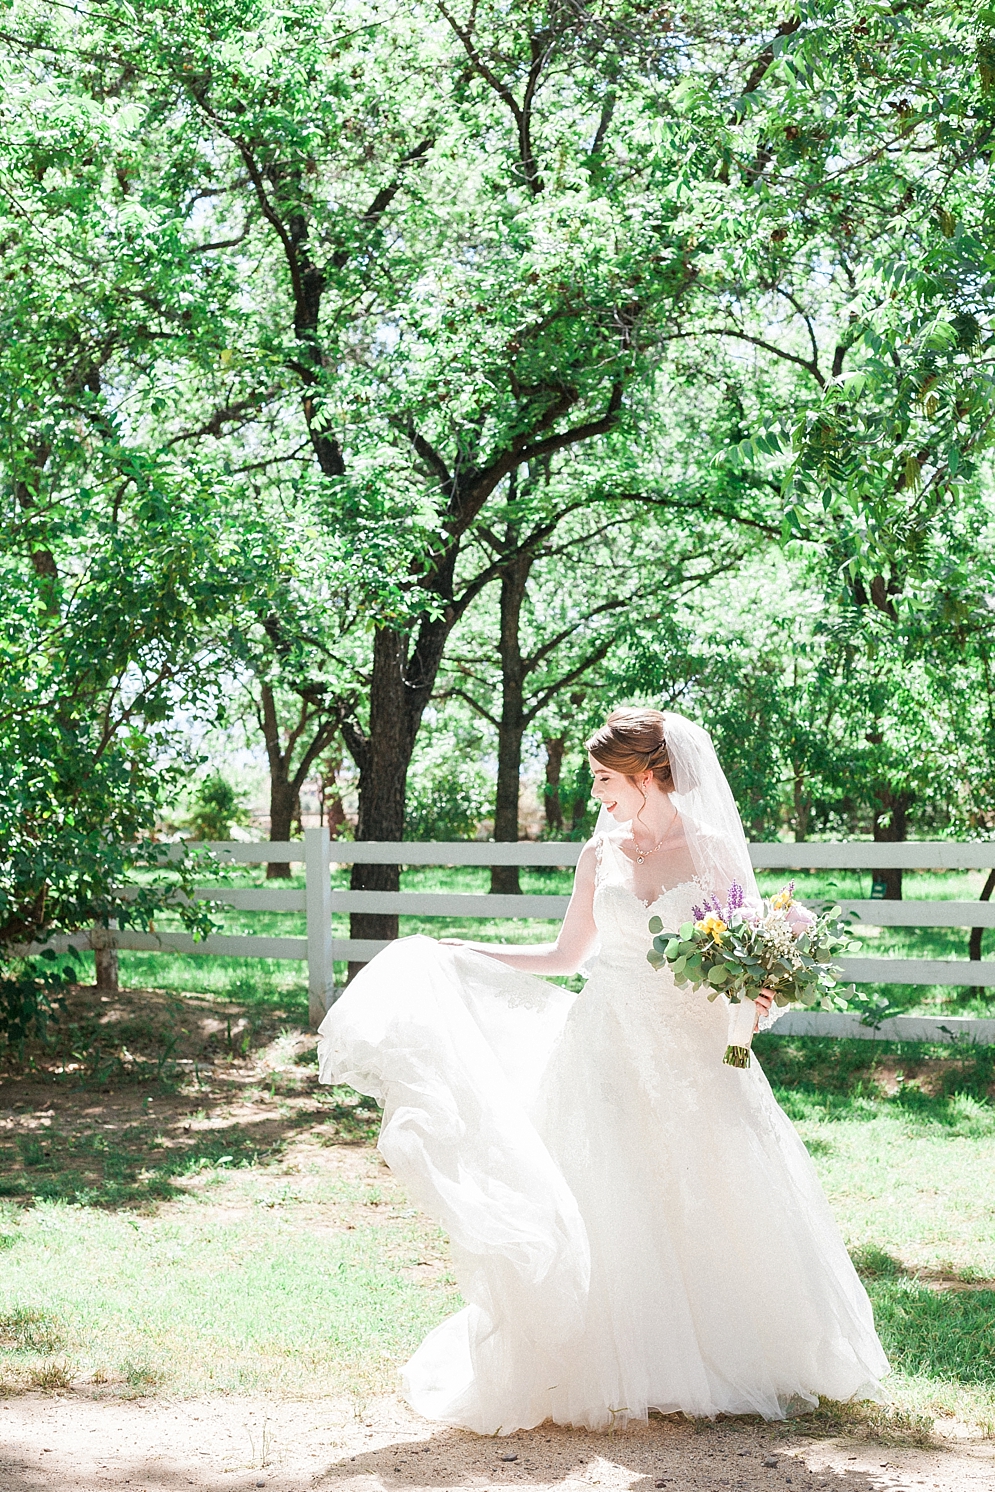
[0,952,78,1053]
[405,765,491,841]
[185,773,250,841]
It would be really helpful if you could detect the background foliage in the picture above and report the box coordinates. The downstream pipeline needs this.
[1,0,994,966]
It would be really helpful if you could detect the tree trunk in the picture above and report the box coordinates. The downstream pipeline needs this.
[968,868,995,966]
[570,765,593,833]
[792,761,810,842]
[93,925,119,994]
[872,790,911,900]
[346,629,414,976]
[490,552,532,895]
[318,754,346,838]
[258,683,341,878]
[543,736,565,832]
[266,777,299,879]
[491,721,525,894]
[342,611,454,980]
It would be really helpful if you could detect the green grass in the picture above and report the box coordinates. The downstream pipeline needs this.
[2,993,994,1428]
[19,863,995,1427]
[0,1171,456,1399]
[753,1033,995,1431]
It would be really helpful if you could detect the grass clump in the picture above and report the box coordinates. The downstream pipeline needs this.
[0,1307,65,1355]
[791,1398,936,1446]
[121,1359,167,1393]
[27,1360,74,1390]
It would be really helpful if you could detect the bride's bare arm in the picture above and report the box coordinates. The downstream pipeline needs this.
[439,842,598,975]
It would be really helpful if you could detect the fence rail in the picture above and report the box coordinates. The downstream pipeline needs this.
[30,830,995,1040]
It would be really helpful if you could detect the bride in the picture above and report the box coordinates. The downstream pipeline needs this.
[318,708,888,1434]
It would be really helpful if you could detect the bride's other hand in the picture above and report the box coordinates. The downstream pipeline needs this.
[753,988,775,1030]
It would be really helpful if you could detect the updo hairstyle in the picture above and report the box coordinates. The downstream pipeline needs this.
[584,708,674,792]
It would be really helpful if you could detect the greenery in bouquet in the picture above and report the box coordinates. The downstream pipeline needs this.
[647,883,858,1015]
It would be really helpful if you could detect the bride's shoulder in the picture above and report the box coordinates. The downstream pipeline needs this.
[573,838,600,881]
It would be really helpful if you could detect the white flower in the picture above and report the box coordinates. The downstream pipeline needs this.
[759,908,796,962]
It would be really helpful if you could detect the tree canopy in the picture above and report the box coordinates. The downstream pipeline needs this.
[1,0,994,989]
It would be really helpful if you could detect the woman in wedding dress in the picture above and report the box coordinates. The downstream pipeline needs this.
[318,708,888,1435]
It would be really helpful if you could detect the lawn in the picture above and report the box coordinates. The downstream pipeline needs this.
[755,1034,995,1433]
[0,974,993,1438]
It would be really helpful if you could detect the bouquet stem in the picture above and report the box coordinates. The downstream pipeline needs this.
[723,1045,751,1069]
[724,995,757,1070]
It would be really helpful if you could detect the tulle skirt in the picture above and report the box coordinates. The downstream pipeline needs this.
[318,936,887,1433]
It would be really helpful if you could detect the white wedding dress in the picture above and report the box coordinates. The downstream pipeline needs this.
[318,833,888,1434]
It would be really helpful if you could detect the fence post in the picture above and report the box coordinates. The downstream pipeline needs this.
[305,826,334,1029]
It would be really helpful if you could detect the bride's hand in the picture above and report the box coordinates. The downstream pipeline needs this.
[753,988,775,1030]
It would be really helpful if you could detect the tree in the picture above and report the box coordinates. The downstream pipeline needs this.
[186,774,250,842]
[443,470,751,888]
[0,20,255,1031]
[652,2,995,609]
[4,0,994,969]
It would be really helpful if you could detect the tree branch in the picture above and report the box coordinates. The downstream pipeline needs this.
[738,17,801,108]
[190,223,250,254]
[435,1,546,193]
[442,686,500,729]
[165,389,281,446]
[660,327,825,386]
[398,416,454,491]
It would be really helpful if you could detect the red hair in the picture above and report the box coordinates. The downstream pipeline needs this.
[585,708,673,790]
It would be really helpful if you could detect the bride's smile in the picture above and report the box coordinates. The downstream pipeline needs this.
[589,758,679,853]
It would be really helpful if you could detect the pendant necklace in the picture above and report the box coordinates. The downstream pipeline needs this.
[634,833,669,864]
[633,807,678,863]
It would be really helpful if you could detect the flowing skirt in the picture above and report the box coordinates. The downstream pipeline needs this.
[318,936,887,1433]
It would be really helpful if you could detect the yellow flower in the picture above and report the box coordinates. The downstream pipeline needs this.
[772,889,794,911]
[696,913,727,941]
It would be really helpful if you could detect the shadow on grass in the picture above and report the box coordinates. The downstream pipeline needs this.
[755,1034,995,1127]
[849,1246,995,1395]
[0,1086,379,1210]
[0,1114,295,1208]
[872,1278,995,1390]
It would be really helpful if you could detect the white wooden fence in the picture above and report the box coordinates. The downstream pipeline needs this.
[41,830,995,1043]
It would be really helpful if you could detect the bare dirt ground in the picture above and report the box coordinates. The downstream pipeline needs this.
[1,1392,994,1492]
[0,983,381,1214]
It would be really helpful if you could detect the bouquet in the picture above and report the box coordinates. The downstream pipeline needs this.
[647,882,857,1069]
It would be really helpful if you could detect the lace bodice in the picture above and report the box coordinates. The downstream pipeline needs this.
[591,832,698,979]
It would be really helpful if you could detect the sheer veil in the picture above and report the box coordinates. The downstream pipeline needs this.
[594,711,760,913]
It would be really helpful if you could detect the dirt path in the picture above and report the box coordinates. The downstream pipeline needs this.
[1,1394,992,1492]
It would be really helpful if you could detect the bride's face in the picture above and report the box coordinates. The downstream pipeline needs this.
[588,755,658,822]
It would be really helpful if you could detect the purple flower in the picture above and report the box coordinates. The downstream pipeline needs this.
[727,881,745,913]
[692,903,704,922]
